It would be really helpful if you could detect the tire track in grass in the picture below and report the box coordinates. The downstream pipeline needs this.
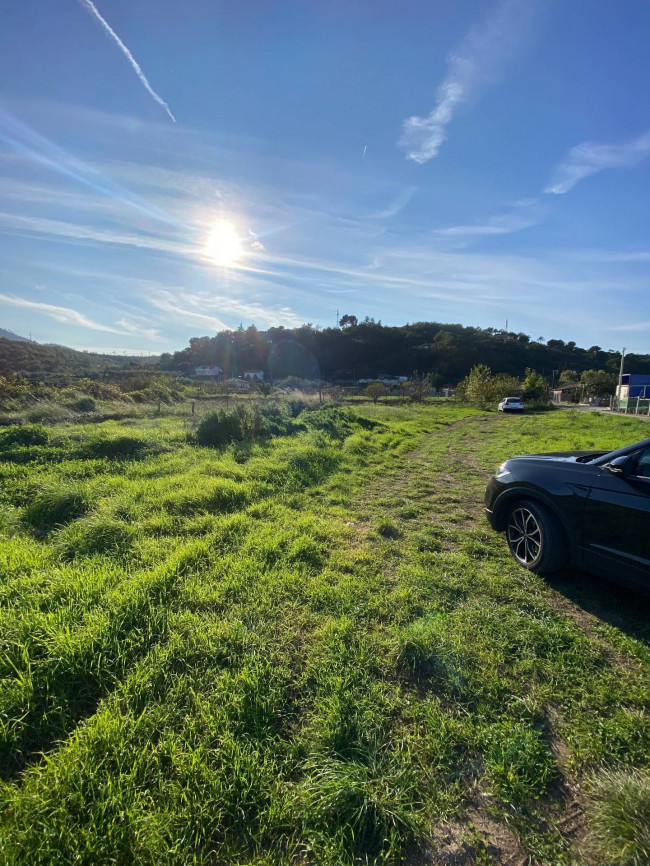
[344,412,649,865]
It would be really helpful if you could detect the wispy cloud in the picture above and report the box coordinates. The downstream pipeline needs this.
[435,208,542,237]
[115,318,162,342]
[149,290,303,332]
[545,131,650,194]
[609,321,650,332]
[363,186,417,220]
[78,0,176,123]
[399,0,538,163]
[0,211,192,257]
[0,292,124,333]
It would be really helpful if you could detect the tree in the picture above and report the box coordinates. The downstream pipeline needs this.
[339,314,358,328]
[257,381,275,399]
[456,365,523,408]
[522,368,548,403]
[558,370,578,386]
[407,372,434,403]
[580,369,617,398]
[364,381,388,403]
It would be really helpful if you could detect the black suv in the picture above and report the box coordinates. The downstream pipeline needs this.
[485,437,650,591]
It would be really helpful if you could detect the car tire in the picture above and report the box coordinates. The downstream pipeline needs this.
[505,499,567,574]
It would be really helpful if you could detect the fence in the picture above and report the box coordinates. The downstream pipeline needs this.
[616,397,650,416]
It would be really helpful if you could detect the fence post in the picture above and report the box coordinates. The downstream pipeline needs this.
[191,401,195,415]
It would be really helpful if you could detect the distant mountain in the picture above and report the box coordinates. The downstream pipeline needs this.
[0,328,29,342]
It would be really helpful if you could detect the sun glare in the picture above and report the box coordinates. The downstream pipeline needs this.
[204,220,243,267]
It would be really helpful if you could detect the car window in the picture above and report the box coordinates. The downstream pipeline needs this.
[631,447,650,478]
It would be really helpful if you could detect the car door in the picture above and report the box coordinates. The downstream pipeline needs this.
[582,446,650,590]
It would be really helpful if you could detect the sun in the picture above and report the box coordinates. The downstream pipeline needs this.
[204,220,243,267]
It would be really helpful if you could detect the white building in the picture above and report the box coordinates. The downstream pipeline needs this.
[243,370,264,381]
[195,365,222,378]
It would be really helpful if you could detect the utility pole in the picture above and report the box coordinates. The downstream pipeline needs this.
[336,308,339,329]
[616,347,626,412]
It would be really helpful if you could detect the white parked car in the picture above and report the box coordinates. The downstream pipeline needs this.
[498,396,524,412]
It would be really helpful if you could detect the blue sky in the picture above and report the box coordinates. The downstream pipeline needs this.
[1,0,649,354]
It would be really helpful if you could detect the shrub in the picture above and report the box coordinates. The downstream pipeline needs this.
[67,396,96,413]
[195,404,303,448]
[196,408,246,448]
[586,768,650,866]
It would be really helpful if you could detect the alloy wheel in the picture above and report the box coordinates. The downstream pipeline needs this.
[507,506,542,565]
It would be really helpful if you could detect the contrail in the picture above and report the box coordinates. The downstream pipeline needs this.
[362,144,367,160]
[78,0,176,123]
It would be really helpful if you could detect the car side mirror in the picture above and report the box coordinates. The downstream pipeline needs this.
[604,455,630,476]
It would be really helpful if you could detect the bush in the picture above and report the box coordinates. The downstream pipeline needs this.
[67,396,96,413]
[196,408,247,448]
[0,424,48,449]
[195,404,304,448]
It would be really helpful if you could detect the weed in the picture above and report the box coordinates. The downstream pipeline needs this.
[54,514,137,559]
[23,484,94,532]
[586,768,650,866]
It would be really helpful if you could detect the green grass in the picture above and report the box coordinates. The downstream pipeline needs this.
[0,403,649,864]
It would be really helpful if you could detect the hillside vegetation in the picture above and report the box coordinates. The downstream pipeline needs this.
[0,402,649,865]
[0,338,155,380]
[162,320,650,384]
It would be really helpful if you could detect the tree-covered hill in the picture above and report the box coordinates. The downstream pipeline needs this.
[161,320,650,384]
[0,329,29,342]
[0,338,155,381]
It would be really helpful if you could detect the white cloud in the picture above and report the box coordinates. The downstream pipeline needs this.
[78,0,176,123]
[399,0,538,163]
[434,209,542,237]
[0,293,124,334]
[545,131,650,194]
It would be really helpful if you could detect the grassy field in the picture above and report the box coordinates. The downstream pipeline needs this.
[0,404,649,865]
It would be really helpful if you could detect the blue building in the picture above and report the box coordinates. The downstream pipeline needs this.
[617,373,650,412]
[619,373,650,399]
